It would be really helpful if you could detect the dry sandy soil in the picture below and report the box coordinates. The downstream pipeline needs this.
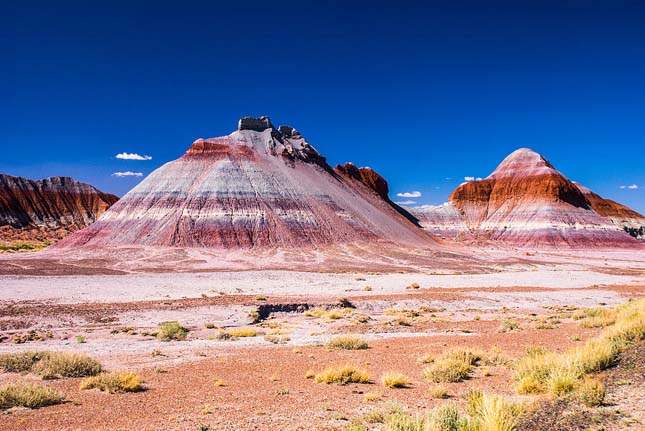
[0,247,644,430]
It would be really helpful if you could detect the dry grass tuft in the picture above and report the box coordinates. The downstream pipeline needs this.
[0,351,102,379]
[573,307,616,328]
[314,364,370,385]
[0,383,64,410]
[381,372,411,388]
[364,391,383,402]
[326,335,369,350]
[429,385,449,399]
[80,372,143,393]
[578,378,605,407]
[422,348,481,383]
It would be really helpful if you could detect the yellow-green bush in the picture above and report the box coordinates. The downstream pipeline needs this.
[157,321,188,341]
[421,348,480,383]
[314,364,370,385]
[0,383,64,410]
[381,372,411,388]
[0,351,102,379]
[326,335,369,350]
[80,372,143,393]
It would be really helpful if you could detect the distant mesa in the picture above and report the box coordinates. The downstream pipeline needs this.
[409,148,644,247]
[56,117,432,249]
[0,174,118,245]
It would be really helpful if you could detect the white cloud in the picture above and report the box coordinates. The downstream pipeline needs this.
[396,191,422,198]
[395,200,417,205]
[112,171,143,177]
[619,184,639,190]
[464,176,483,182]
[115,152,152,161]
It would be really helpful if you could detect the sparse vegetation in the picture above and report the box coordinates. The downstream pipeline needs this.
[514,299,645,396]
[304,307,348,320]
[225,327,258,337]
[422,348,481,383]
[578,378,605,407]
[80,372,143,393]
[314,364,370,385]
[264,334,290,344]
[351,391,522,431]
[157,321,188,341]
[11,329,54,344]
[326,335,369,350]
[364,391,383,402]
[0,383,64,410]
[381,372,411,388]
[574,307,616,328]
[0,241,50,253]
[76,335,86,344]
[429,385,449,399]
[406,282,420,289]
[498,318,521,333]
[0,351,102,379]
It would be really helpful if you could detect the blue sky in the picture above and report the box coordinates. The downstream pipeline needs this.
[1,1,644,212]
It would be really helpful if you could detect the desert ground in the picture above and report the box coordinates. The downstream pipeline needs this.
[1,248,644,431]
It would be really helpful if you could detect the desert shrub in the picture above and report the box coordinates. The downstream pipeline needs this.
[0,351,45,373]
[364,391,383,401]
[314,364,370,385]
[417,353,434,364]
[80,372,142,393]
[226,328,257,338]
[498,318,521,333]
[381,372,411,388]
[578,378,605,407]
[157,321,188,341]
[384,405,461,431]
[546,366,577,396]
[442,348,482,366]
[326,335,369,350]
[429,385,449,399]
[475,392,523,431]
[0,383,64,410]
[0,351,102,379]
[34,352,103,379]
[422,349,479,383]
[264,334,290,344]
[423,358,472,383]
[304,307,347,320]
[534,319,559,329]
[304,369,315,379]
